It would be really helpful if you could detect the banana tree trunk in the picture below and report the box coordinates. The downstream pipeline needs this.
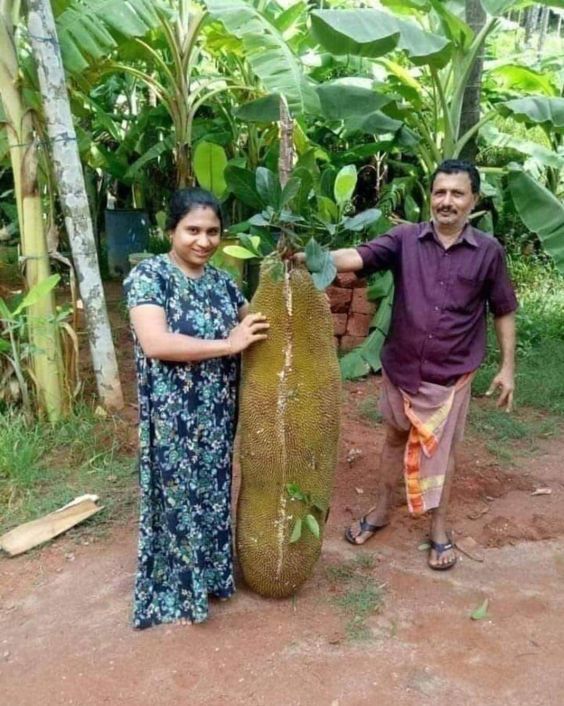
[27,0,124,410]
[0,6,65,421]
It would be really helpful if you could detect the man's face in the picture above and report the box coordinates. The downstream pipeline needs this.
[430,171,478,231]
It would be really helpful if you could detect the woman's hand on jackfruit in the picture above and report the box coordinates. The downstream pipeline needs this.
[227,313,269,353]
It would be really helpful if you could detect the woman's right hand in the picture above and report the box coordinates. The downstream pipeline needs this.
[227,313,269,354]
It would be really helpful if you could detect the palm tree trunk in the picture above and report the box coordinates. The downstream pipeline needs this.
[537,6,550,57]
[525,5,540,46]
[27,0,124,410]
[0,3,65,421]
[458,0,487,163]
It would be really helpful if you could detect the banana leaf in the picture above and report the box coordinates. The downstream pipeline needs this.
[55,0,164,73]
[205,0,320,115]
[311,9,452,68]
[507,168,564,275]
[497,97,564,132]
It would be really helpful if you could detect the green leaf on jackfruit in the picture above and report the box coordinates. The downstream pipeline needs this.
[304,514,320,539]
[290,518,303,543]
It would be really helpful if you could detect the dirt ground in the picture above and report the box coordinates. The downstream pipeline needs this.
[2,286,564,706]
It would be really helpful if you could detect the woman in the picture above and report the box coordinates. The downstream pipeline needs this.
[124,187,268,629]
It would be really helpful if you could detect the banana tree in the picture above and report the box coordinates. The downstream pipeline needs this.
[310,1,563,172]
[57,0,256,186]
[0,0,65,421]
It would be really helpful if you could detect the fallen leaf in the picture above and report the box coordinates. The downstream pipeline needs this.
[470,598,489,621]
[418,541,431,551]
[94,405,107,418]
[355,487,364,495]
[531,488,552,496]
[455,536,485,562]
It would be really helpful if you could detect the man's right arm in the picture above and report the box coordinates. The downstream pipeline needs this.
[294,230,400,274]
[331,248,365,272]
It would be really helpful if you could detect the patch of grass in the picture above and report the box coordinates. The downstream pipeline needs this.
[357,397,383,425]
[325,554,385,641]
[0,406,136,536]
[469,406,529,441]
[469,402,559,465]
[484,442,515,465]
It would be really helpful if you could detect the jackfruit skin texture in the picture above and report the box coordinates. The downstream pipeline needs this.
[237,255,341,598]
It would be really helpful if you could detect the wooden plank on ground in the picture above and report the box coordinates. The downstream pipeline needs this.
[0,496,103,556]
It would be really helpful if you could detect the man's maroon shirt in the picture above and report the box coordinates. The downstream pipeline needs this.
[356,221,518,394]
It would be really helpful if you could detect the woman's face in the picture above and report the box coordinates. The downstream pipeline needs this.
[170,206,221,271]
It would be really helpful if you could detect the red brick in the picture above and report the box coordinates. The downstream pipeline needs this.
[351,287,377,316]
[326,286,352,313]
[340,335,365,351]
[332,313,347,336]
[346,312,371,337]
[335,272,366,289]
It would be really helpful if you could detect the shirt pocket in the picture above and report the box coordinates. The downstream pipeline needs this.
[447,273,484,313]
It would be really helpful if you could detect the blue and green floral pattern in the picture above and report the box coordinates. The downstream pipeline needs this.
[124,254,245,629]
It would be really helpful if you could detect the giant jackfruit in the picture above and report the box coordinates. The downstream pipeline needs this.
[237,254,341,598]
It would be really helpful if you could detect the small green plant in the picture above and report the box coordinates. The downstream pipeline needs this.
[286,482,327,543]
[0,275,80,418]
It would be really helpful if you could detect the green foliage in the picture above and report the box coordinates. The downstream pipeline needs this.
[473,259,564,416]
[310,9,451,67]
[304,237,337,290]
[55,0,164,73]
[205,0,319,115]
[340,270,394,380]
[193,141,228,197]
[286,482,326,544]
[0,276,61,417]
[507,169,564,274]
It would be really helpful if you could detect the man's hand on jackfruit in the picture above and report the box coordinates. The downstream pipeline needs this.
[228,313,269,354]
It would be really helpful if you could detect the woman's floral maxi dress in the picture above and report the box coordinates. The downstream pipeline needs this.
[124,255,245,629]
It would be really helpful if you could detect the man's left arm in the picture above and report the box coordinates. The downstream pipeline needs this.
[486,311,516,412]
[484,244,518,413]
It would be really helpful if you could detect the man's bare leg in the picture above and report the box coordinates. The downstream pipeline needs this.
[428,444,458,569]
[346,424,409,544]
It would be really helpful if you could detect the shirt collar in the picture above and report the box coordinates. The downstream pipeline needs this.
[418,221,479,248]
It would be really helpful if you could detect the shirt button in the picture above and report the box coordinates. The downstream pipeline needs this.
[434,306,440,311]
[439,281,445,286]
[428,334,433,339]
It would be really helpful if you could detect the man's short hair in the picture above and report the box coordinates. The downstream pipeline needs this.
[430,160,480,195]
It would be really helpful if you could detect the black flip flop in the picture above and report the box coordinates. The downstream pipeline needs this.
[428,537,457,571]
[344,517,386,545]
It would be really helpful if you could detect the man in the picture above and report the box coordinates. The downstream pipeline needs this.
[325,160,517,570]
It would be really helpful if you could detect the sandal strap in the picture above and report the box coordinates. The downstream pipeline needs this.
[430,539,454,554]
[359,517,382,534]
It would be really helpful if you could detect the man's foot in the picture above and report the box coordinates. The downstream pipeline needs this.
[345,508,388,545]
[428,530,457,570]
